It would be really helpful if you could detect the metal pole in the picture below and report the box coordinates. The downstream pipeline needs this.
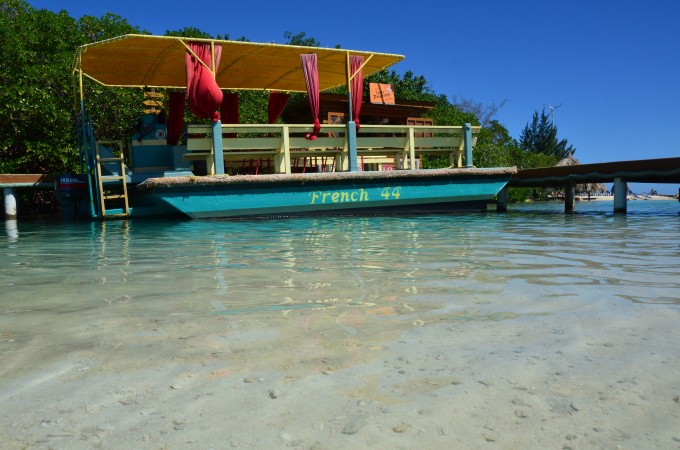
[347,121,358,172]
[212,120,225,175]
[463,123,473,168]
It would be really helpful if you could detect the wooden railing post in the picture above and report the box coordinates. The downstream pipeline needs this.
[282,125,291,174]
[408,126,416,170]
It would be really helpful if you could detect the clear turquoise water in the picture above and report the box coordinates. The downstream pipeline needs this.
[2,200,679,316]
[2,200,680,447]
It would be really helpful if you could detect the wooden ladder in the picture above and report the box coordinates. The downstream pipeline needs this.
[95,141,129,219]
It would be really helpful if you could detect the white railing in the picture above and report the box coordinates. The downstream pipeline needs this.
[186,123,479,175]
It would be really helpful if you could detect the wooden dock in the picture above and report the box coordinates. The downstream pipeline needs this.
[503,157,680,213]
[1,174,56,218]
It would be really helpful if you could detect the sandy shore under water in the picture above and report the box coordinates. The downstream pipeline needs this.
[1,294,679,449]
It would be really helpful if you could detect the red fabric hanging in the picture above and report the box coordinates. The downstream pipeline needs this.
[221,92,239,138]
[267,92,290,124]
[221,92,239,124]
[185,42,223,122]
[350,55,364,130]
[167,91,185,146]
[301,54,321,140]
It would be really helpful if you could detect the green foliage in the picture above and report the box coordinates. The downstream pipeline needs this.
[78,12,142,42]
[519,110,575,159]
[0,0,140,173]
[474,120,519,168]
[1,1,78,172]
[283,31,321,47]
[165,27,212,39]
[237,91,269,124]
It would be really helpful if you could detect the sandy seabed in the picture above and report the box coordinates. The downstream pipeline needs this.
[1,294,679,450]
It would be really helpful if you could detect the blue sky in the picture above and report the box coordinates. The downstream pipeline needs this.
[28,0,680,193]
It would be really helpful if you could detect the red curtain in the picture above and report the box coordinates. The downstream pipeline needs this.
[185,42,223,122]
[268,92,290,124]
[221,92,239,124]
[167,91,185,146]
[350,55,364,130]
[221,92,239,138]
[301,54,320,140]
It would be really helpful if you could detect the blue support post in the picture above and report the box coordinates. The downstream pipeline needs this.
[496,186,508,212]
[463,123,473,168]
[87,114,100,218]
[347,121,358,172]
[212,120,225,175]
[79,105,97,219]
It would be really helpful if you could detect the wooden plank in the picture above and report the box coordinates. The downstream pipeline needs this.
[414,136,463,148]
[223,137,280,151]
[356,136,406,149]
[289,136,345,149]
[187,139,213,151]
[0,174,55,187]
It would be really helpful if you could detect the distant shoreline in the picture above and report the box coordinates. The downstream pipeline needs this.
[543,194,679,202]
[575,194,678,201]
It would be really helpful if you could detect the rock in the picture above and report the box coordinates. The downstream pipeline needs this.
[393,424,409,433]
[482,433,497,442]
[514,410,528,419]
[269,389,280,399]
[341,415,367,435]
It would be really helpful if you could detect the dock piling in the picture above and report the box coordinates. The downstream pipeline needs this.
[3,188,17,219]
[613,178,627,213]
[496,186,508,212]
[565,184,575,212]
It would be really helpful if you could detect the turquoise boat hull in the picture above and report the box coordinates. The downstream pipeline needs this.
[140,168,514,219]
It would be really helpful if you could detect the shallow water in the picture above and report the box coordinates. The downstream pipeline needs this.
[3,200,678,313]
[1,200,679,448]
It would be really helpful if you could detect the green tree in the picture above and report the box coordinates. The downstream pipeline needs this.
[0,1,142,173]
[283,31,321,47]
[519,110,574,159]
[0,1,80,172]
[451,96,508,128]
[165,26,212,39]
[474,120,519,168]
